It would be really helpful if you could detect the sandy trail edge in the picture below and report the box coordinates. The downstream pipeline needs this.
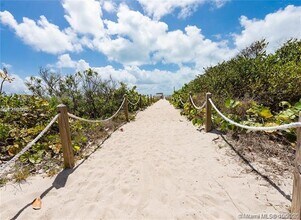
[0,100,291,220]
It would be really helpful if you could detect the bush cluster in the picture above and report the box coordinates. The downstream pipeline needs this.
[171,39,301,142]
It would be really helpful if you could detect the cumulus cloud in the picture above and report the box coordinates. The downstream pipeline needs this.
[0,0,106,54]
[52,55,201,94]
[99,4,168,65]
[137,0,229,20]
[0,11,81,54]
[102,0,116,13]
[97,5,233,67]
[56,54,76,68]
[56,54,89,72]
[153,26,234,68]
[92,65,200,94]
[62,0,105,37]
[233,5,301,52]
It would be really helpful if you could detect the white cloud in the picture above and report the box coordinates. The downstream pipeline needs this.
[62,0,105,37]
[76,59,90,72]
[98,4,168,65]
[97,4,299,68]
[233,5,301,52]
[137,0,229,20]
[56,54,89,72]
[95,5,233,67]
[214,0,229,8]
[153,26,234,68]
[0,11,81,54]
[93,65,201,94]
[94,65,137,84]
[56,54,76,68]
[102,1,116,13]
[0,10,17,28]
[52,55,201,94]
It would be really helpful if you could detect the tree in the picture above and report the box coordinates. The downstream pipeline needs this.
[0,67,14,94]
[25,67,130,118]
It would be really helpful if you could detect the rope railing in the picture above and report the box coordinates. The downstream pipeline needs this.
[128,96,140,106]
[179,98,185,106]
[0,114,60,175]
[0,93,152,176]
[189,95,206,110]
[209,98,301,131]
[68,98,126,123]
[178,94,205,110]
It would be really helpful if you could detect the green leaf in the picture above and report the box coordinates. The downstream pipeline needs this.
[73,145,80,152]
[276,109,296,121]
[225,99,233,109]
[29,154,42,164]
[294,102,301,111]
[225,99,240,109]
[19,153,29,163]
[259,108,273,119]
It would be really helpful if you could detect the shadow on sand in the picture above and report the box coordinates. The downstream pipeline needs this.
[198,127,292,201]
[9,121,127,220]
[10,161,83,220]
[209,129,292,202]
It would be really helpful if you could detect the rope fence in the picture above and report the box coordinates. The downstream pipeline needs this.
[128,96,140,106]
[209,98,301,131]
[0,94,154,177]
[179,94,206,111]
[179,98,185,106]
[0,114,60,175]
[189,95,206,110]
[177,91,301,216]
[68,98,125,123]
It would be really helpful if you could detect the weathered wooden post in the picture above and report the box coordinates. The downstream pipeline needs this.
[205,92,212,132]
[57,104,75,168]
[139,94,142,109]
[189,92,193,106]
[124,94,129,122]
[292,112,301,217]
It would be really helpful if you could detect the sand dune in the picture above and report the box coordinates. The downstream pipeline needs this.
[0,99,291,219]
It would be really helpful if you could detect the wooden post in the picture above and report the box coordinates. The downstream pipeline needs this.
[292,112,301,217]
[189,92,193,106]
[139,94,142,109]
[57,104,75,168]
[205,93,212,132]
[124,94,129,122]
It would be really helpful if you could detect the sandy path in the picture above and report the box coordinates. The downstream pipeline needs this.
[0,99,291,219]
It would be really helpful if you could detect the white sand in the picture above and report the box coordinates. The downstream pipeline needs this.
[0,100,292,219]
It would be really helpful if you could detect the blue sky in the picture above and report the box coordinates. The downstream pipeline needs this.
[0,0,301,94]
